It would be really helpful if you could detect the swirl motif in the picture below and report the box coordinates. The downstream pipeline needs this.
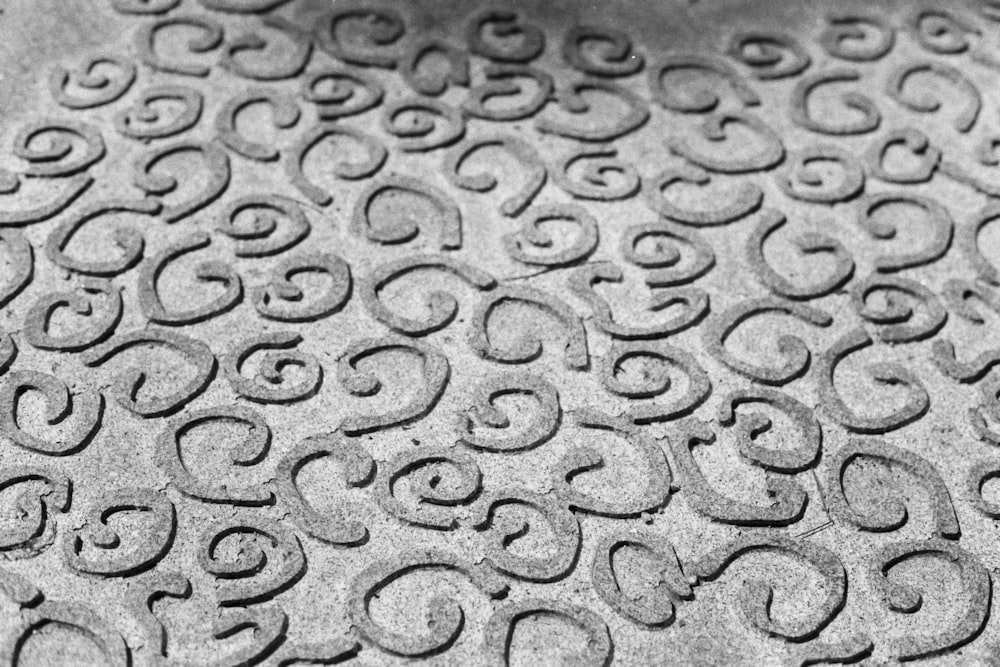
[64,488,176,577]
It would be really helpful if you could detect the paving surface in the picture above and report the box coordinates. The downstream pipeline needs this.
[3,0,1000,664]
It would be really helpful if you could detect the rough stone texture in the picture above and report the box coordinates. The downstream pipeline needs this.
[1,0,1000,664]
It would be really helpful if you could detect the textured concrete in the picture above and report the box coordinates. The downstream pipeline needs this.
[1,0,1000,664]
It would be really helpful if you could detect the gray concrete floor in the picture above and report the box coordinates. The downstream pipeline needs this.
[0,0,999,664]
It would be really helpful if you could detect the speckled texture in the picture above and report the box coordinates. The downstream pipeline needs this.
[2,0,1000,665]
